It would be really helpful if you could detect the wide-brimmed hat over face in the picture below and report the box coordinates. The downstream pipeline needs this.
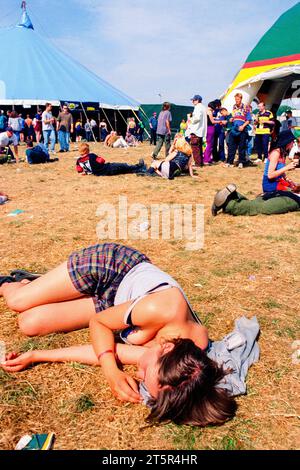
[273,130,295,149]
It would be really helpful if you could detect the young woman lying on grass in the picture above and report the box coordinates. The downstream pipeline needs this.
[0,243,236,426]
[146,134,199,180]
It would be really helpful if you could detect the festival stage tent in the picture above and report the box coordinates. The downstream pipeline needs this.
[223,3,300,112]
[0,8,139,110]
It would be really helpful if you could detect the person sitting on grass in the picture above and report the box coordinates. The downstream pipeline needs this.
[145,133,198,179]
[76,143,146,176]
[263,130,299,194]
[25,140,51,164]
[104,131,118,147]
[0,242,238,427]
[125,131,139,147]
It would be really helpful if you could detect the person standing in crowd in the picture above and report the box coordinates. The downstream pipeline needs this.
[281,110,297,132]
[89,117,97,140]
[84,119,92,142]
[24,114,35,142]
[33,109,43,143]
[254,102,274,162]
[19,114,25,143]
[0,127,19,163]
[152,102,172,160]
[179,119,187,136]
[225,93,251,168]
[57,104,74,152]
[212,99,223,162]
[42,103,56,154]
[127,117,136,136]
[99,119,108,142]
[136,120,145,143]
[8,111,23,144]
[149,112,158,145]
[75,120,83,143]
[185,95,207,167]
[0,110,7,132]
[203,101,219,165]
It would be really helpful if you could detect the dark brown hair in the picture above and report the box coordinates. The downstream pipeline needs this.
[162,102,171,111]
[147,338,237,427]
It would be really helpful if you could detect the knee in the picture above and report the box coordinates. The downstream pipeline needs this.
[18,312,41,337]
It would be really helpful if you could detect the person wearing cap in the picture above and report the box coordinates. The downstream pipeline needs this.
[185,95,207,167]
[280,110,297,132]
[262,130,299,193]
[0,127,19,163]
[149,112,158,146]
[152,102,172,159]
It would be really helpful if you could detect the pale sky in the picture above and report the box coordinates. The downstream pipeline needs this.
[0,0,298,105]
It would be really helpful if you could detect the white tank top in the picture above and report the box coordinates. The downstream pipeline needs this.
[114,262,201,325]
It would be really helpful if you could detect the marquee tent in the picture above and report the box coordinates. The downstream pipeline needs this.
[0,6,139,110]
[223,3,300,112]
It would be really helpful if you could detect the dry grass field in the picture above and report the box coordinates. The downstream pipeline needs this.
[0,141,299,450]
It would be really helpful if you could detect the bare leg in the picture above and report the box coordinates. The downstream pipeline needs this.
[1,261,82,312]
[18,297,96,336]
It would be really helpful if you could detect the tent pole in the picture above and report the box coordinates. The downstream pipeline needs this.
[114,110,117,133]
[80,102,97,144]
[131,108,150,139]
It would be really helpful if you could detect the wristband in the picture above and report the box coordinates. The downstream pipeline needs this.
[97,349,114,362]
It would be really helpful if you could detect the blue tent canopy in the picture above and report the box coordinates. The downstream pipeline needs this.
[0,9,139,109]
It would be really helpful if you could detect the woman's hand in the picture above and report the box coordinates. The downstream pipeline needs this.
[107,369,142,404]
[285,161,298,171]
[1,351,34,372]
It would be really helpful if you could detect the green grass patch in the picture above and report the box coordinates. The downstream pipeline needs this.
[1,384,38,405]
[75,394,95,413]
[19,334,68,353]
[263,298,282,310]
[219,435,243,450]
[169,425,201,450]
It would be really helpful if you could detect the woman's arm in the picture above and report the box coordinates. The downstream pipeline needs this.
[268,151,297,179]
[89,303,142,402]
[188,158,199,178]
[1,344,148,373]
[165,150,177,162]
[207,109,219,125]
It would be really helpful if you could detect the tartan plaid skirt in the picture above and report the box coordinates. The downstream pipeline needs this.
[67,243,150,313]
